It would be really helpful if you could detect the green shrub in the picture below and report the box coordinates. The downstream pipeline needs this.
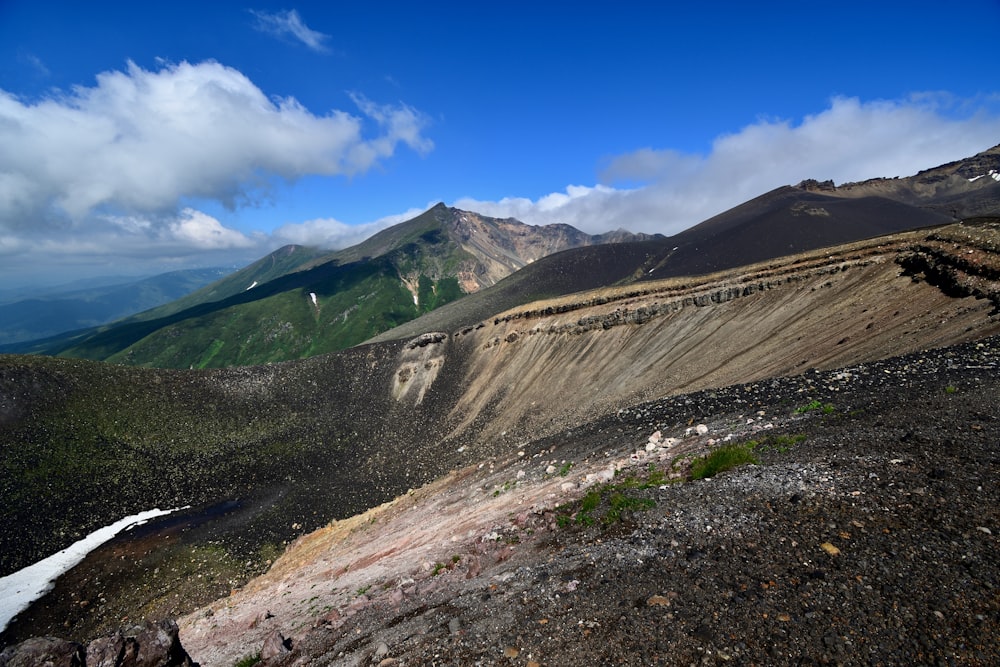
[233,654,261,667]
[604,493,656,524]
[755,433,807,454]
[690,443,759,480]
[794,400,835,415]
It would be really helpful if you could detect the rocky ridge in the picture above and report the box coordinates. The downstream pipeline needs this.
[800,144,1000,219]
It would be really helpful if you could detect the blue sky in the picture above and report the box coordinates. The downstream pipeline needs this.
[1,1,999,288]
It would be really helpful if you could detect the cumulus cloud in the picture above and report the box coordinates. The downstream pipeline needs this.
[166,208,257,249]
[250,8,330,53]
[272,205,433,249]
[0,59,438,286]
[458,95,1000,236]
[0,59,432,228]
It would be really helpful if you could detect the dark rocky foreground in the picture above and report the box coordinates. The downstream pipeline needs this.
[0,619,195,666]
[3,336,999,665]
[232,336,1000,666]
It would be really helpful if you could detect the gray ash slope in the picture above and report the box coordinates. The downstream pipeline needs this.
[271,335,1000,666]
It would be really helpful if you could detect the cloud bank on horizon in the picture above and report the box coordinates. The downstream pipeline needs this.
[456,94,1000,234]
[0,57,998,286]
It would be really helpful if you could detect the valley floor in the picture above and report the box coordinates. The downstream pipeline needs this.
[177,336,1000,666]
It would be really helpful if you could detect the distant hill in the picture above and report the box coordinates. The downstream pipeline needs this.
[370,150,1000,344]
[0,268,232,346]
[800,142,1000,219]
[2,217,999,645]
[27,205,649,367]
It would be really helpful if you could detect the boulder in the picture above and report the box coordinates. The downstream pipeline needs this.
[0,637,85,667]
[0,620,196,667]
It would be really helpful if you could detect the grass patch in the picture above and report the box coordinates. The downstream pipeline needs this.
[794,400,835,415]
[493,479,518,496]
[689,443,759,480]
[604,493,656,524]
[233,654,261,667]
[556,468,666,527]
[755,433,807,454]
[945,384,959,394]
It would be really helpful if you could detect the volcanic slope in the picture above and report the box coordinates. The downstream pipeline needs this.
[2,219,999,650]
[370,146,1000,345]
[177,335,1000,667]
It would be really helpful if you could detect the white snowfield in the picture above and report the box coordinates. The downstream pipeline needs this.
[0,507,183,633]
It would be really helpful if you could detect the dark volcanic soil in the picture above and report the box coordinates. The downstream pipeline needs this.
[244,337,1000,666]
[4,337,999,665]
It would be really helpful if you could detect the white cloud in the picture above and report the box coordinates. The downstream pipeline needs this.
[19,52,50,78]
[0,59,431,228]
[250,8,331,53]
[273,205,433,249]
[167,208,256,249]
[459,95,1000,236]
[0,58,435,287]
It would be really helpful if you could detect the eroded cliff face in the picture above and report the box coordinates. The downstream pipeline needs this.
[395,221,1000,449]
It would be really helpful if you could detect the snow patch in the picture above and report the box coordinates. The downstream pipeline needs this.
[968,169,1000,183]
[310,292,318,307]
[246,281,258,291]
[0,507,184,633]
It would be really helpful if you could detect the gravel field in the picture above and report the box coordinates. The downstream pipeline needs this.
[179,336,999,666]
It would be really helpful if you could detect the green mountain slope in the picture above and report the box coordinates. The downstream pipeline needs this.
[107,260,454,368]
[124,244,326,323]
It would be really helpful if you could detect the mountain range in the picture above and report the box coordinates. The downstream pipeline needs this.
[8,144,999,370]
[0,268,232,347]
[1,144,999,663]
[2,206,653,367]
